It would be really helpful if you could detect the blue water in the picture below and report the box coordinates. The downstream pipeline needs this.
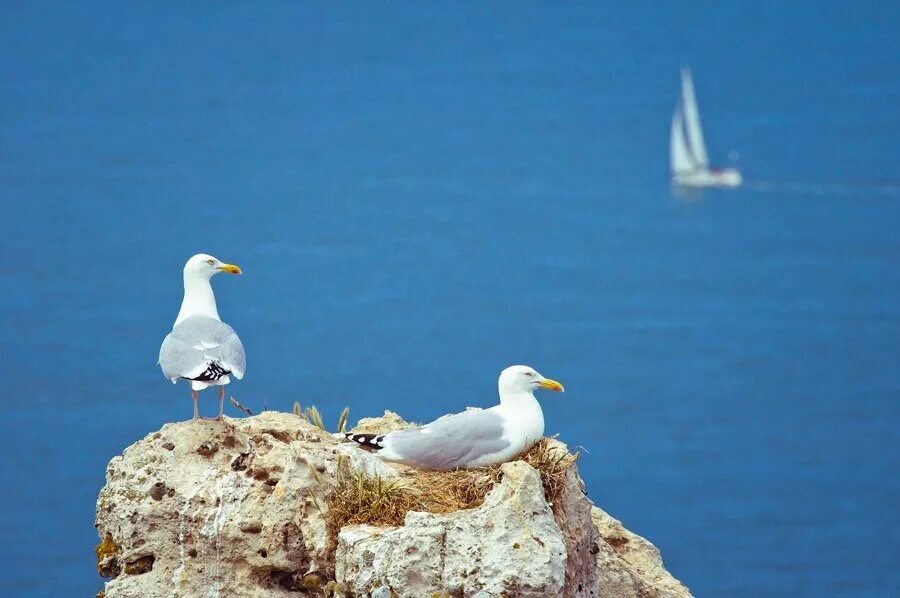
[1,3,899,596]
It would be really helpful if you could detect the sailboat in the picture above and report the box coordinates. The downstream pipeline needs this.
[670,67,742,188]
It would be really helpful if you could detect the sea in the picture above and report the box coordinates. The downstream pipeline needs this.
[1,2,898,596]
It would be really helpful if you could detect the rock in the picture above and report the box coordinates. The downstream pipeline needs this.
[550,453,601,597]
[337,462,567,597]
[350,410,413,434]
[94,412,392,598]
[95,411,692,598]
[591,507,692,598]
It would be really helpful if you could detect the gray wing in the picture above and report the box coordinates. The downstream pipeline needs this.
[385,409,510,470]
[158,315,246,382]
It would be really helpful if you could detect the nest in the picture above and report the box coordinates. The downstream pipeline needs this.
[324,438,578,531]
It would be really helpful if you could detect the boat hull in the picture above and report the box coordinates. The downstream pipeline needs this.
[673,167,742,188]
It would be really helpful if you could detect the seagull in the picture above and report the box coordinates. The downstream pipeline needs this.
[158,254,246,420]
[344,365,564,470]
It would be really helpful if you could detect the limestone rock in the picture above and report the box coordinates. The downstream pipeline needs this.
[591,507,692,598]
[94,411,692,598]
[336,462,567,597]
[550,453,601,597]
[94,412,391,598]
[348,410,413,434]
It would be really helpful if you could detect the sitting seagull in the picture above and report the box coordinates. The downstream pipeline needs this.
[345,365,564,470]
[158,254,246,420]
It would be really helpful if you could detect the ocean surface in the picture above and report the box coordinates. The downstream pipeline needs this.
[1,3,898,596]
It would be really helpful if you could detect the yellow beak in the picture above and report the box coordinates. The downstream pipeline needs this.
[539,378,565,392]
[217,263,242,275]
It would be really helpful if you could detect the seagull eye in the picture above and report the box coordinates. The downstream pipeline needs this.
[524,372,534,377]
[206,259,215,265]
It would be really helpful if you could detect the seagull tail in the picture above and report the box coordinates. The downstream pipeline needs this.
[344,432,386,451]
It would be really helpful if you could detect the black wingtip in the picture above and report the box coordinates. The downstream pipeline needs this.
[346,432,385,450]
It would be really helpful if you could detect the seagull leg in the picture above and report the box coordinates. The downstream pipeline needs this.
[191,389,200,420]
[200,387,226,421]
[217,386,225,421]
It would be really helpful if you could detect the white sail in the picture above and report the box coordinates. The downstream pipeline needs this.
[679,67,709,168]
[670,104,694,174]
[670,67,742,188]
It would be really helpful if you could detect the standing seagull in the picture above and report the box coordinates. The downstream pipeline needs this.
[158,254,246,420]
[345,365,564,470]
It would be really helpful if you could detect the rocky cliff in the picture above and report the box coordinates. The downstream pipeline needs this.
[94,411,691,597]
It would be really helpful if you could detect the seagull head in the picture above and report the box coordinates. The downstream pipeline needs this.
[499,365,564,395]
[183,253,242,280]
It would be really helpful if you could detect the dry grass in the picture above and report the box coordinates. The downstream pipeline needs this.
[293,402,347,433]
[325,455,431,528]
[325,438,579,532]
[336,407,349,434]
[520,437,581,504]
